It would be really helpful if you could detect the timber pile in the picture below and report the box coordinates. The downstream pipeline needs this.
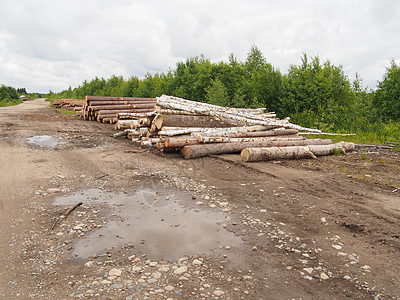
[51,99,85,114]
[113,94,356,161]
[82,96,156,123]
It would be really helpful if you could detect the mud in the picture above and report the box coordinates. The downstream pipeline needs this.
[54,182,240,261]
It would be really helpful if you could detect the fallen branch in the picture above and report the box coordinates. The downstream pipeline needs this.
[49,201,83,233]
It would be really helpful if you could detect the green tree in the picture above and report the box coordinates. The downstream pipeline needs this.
[205,78,229,106]
[0,85,19,101]
[279,54,353,130]
[373,60,400,121]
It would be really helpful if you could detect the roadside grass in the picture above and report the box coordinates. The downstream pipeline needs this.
[0,99,23,107]
[304,121,400,147]
[55,108,77,115]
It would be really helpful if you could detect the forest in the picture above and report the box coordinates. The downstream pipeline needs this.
[3,46,400,143]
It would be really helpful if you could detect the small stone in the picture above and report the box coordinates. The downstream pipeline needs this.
[225,246,231,250]
[192,259,203,266]
[252,246,257,251]
[164,285,174,291]
[260,209,267,213]
[303,267,313,274]
[101,280,112,284]
[320,272,329,280]
[321,217,326,223]
[344,275,352,280]
[148,278,157,284]
[128,255,136,261]
[84,261,94,268]
[332,245,342,250]
[110,284,123,289]
[108,268,122,277]
[209,204,216,208]
[47,188,61,193]
[158,265,170,272]
[213,290,225,296]
[303,275,313,280]
[149,261,158,267]
[179,276,188,281]
[174,266,187,275]
[132,266,142,272]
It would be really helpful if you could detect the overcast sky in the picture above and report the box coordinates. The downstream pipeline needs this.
[0,0,399,93]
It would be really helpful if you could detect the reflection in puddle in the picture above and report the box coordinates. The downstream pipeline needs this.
[53,186,241,261]
[26,135,66,147]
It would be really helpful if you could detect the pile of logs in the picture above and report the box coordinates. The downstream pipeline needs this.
[112,94,356,161]
[51,99,85,114]
[82,96,156,123]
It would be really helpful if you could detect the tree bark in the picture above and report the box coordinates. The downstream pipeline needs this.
[152,114,234,130]
[241,142,356,162]
[164,137,199,148]
[198,135,303,143]
[196,128,299,139]
[182,139,333,159]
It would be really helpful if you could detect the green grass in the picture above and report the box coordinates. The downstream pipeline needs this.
[0,99,23,107]
[56,108,77,115]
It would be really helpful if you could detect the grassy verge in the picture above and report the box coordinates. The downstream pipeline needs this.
[0,99,23,107]
[55,108,77,115]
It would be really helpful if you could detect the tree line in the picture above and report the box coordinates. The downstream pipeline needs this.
[7,46,400,142]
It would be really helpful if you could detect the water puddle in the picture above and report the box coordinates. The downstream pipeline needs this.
[53,184,241,261]
[26,135,66,147]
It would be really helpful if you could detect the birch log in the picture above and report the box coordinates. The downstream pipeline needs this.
[157,95,321,133]
[196,128,299,139]
[198,135,303,143]
[181,139,333,159]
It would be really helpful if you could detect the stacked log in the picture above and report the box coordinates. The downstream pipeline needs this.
[51,99,85,115]
[82,96,156,124]
[110,94,355,160]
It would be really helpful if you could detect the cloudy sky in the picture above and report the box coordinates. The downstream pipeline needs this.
[0,0,399,93]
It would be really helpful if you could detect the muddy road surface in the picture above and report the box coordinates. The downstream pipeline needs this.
[0,99,399,299]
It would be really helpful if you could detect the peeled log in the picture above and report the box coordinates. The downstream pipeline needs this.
[241,142,355,162]
[181,139,333,159]
[164,137,199,148]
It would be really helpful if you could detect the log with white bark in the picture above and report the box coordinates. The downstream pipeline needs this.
[157,95,321,133]
[181,139,333,159]
[196,128,299,139]
[155,107,197,115]
[298,132,357,136]
[158,127,243,137]
[192,125,275,137]
[241,142,356,162]
[198,135,304,143]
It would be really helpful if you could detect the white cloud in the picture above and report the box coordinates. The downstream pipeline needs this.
[0,0,399,92]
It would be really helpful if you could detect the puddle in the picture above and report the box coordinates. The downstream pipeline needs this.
[53,184,241,261]
[26,135,66,147]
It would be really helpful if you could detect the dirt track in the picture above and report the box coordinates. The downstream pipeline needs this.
[0,99,399,299]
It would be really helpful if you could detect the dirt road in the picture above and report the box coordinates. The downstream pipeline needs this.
[0,99,399,299]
